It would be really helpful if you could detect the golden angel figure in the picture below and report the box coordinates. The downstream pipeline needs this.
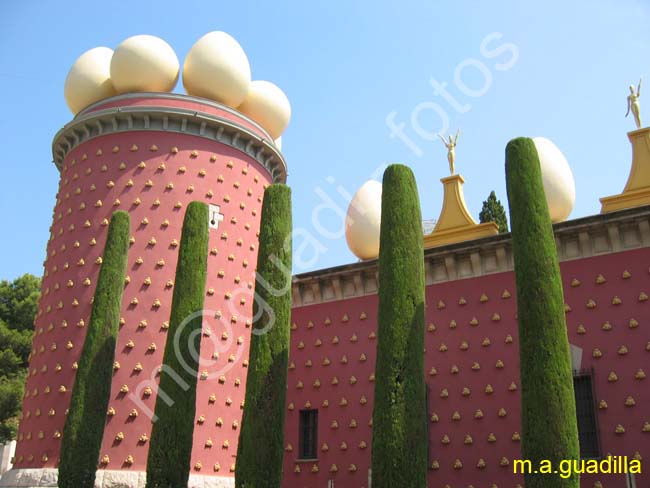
[438,129,460,175]
[626,78,642,129]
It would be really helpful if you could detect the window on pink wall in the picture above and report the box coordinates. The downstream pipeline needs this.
[299,409,318,460]
[573,370,600,459]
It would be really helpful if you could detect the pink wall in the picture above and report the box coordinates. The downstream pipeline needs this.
[15,101,272,478]
[284,247,650,488]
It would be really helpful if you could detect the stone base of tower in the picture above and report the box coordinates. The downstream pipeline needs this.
[0,468,234,488]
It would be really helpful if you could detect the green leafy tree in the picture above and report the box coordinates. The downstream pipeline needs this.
[479,190,509,233]
[236,185,292,488]
[0,321,31,371]
[146,202,209,488]
[59,211,130,488]
[0,370,26,442]
[0,274,41,332]
[0,273,40,442]
[505,137,580,488]
[371,164,428,488]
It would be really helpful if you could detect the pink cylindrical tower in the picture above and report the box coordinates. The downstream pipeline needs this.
[5,93,286,487]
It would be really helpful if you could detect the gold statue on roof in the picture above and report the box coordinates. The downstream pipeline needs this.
[626,78,642,129]
[438,129,460,174]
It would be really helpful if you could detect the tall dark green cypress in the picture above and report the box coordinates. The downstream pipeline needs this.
[235,184,292,488]
[479,190,509,233]
[505,137,580,488]
[371,164,427,488]
[58,211,130,488]
[146,201,209,488]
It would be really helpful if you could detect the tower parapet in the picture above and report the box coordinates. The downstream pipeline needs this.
[53,93,287,182]
[424,173,499,248]
[600,127,650,212]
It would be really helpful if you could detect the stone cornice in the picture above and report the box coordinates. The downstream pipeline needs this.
[292,205,650,308]
[52,94,287,183]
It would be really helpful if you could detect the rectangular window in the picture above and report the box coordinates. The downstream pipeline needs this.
[573,370,600,459]
[626,472,637,488]
[299,409,318,459]
[425,383,431,465]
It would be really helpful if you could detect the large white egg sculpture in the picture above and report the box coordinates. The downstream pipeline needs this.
[110,35,179,94]
[237,80,291,139]
[183,31,251,107]
[533,137,576,222]
[64,47,116,114]
[345,180,383,260]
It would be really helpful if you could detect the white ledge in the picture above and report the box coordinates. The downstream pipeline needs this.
[0,468,234,488]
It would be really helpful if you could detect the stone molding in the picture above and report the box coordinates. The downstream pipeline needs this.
[0,468,234,488]
[292,205,650,308]
[52,94,287,183]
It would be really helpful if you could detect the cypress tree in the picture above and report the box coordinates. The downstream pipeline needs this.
[235,184,292,488]
[58,211,130,488]
[371,164,427,488]
[146,201,209,488]
[479,190,509,233]
[505,137,580,488]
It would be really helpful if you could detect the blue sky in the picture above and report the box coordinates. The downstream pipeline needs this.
[0,0,648,279]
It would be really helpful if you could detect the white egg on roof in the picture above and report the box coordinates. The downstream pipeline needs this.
[183,31,251,107]
[533,136,576,222]
[64,47,116,114]
[237,80,291,139]
[110,35,179,94]
[345,180,382,260]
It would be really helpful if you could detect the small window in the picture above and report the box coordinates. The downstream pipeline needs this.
[299,409,318,460]
[573,370,600,458]
[626,472,637,488]
[425,384,431,465]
